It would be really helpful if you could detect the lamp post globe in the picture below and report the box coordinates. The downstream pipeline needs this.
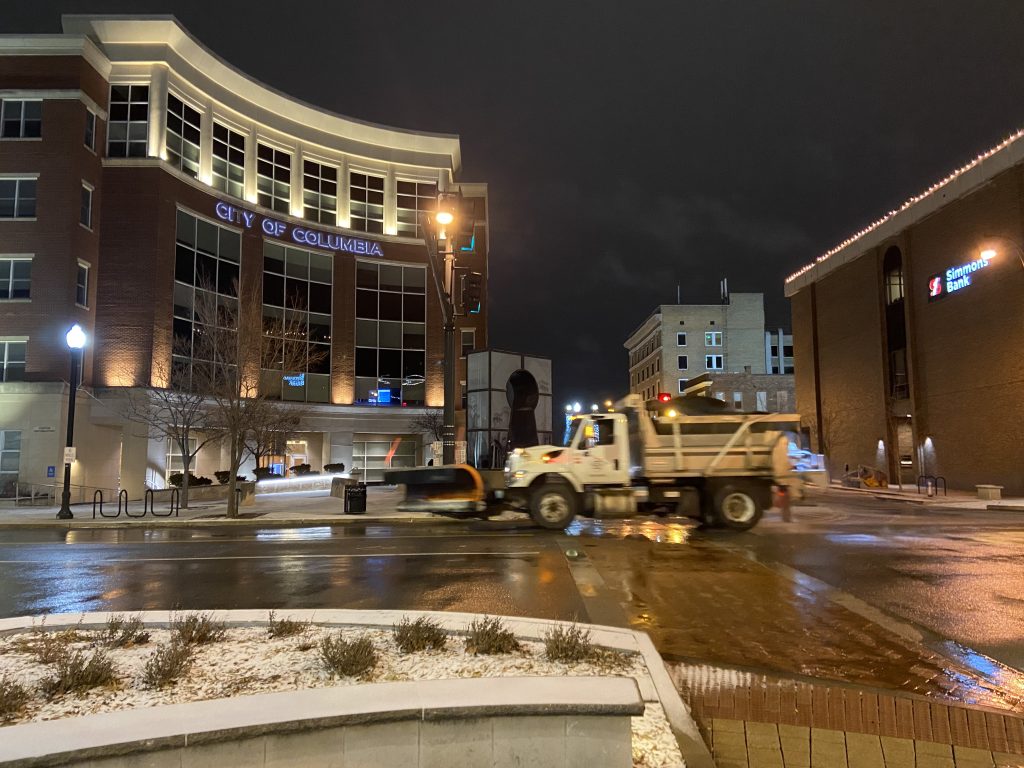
[56,323,87,519]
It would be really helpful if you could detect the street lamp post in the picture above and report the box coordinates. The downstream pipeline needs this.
[57,324,86,519]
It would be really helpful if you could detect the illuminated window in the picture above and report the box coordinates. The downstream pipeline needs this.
[706,354,724,370]
[0,100,41,139]
[212,122,245,198]
[165,437,197,483]
[107,85,149,158]
[261,242,333,403]
[350,171,384,233]
[302,159,338,225]
[0,341,26,381]
[165,94,201,178]
[396,180,437,237]
[257,143,291,214]
[0,258,31,299]
[705,331,723,347]
[0,178,36,219]
[355,261,426,405]
[885,264,904,304]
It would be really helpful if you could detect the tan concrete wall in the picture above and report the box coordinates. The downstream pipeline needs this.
[790,287,818,444]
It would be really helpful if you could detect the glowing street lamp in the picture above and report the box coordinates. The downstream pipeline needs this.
[56,324,86,519]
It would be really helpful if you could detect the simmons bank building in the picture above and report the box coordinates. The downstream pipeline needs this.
[0,16,488,497]
[787,129,1024,495]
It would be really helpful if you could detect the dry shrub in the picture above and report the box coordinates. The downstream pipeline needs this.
[39,650,116,698]
[171,612,226,646]
[393,616,448,653]
[0,676,30,721]
[318,634,377,678]
[101,615,151,648]
[267,610,310,639]
[464,616,520,656]
[141,640,194,689]
[11,618,86,664]
[543,623,594,663]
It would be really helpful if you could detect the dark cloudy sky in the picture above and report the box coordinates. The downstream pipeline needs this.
[7,1,1024,408]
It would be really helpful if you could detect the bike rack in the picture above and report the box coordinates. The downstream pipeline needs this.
[117,489,129,517]
[126,489,146,518]
[151,488,179,517]
[916,474,948,496]
[92,489,103,519]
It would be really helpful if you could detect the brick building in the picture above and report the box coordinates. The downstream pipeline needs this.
[0,16,488,496]
[787,129,1024,493]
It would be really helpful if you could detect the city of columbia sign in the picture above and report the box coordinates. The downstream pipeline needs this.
[214,202,384,257]
[927,253,992,302]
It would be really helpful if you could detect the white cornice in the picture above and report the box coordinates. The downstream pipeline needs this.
[0,34,111,79]
[60,15,462,172]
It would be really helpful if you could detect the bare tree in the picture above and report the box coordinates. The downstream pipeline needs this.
[190,280,318,517]
[122,340,220,508]
[245,401,302,472]
[409,408,445,442]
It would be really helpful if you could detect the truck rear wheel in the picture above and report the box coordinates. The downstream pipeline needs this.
[713,484,764,531]
[529,481,578,529]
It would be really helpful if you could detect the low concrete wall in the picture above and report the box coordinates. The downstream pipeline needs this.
[150,482,256,506]
[0,677,641,768]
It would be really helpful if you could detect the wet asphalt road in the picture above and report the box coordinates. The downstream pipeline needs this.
[2,493,1024,708]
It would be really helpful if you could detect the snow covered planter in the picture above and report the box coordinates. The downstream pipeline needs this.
[0,610,699,768]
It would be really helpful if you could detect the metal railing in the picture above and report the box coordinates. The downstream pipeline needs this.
[2,481,119,507]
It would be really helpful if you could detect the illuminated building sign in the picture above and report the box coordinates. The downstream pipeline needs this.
[214,202,384,257]
[927,253,992,302]
[283,373,305,387]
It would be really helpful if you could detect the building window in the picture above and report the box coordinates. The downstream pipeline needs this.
[461,329,475,357]
[885,262,904,304]
[714,391,724,402]
[0,100,42,139]
[355,261,426,405]
[396,180,438,237]
[732,392,744,410]
[352,435,418,484]
[677,355,687,370]
[0,259,31,300]
[84,109,96,151]
[678,378,688,394]
[261,242,333,403]
[776,391,789,411]
[706,354,724,370]
[172,210,242,388]
[302,159,338,225]
[257,143,291,214]
[756,391,767,411]
[76,262,89,307]
[350,172,385,233]
[80,183,93,229]
[165,437,197,483]
[0,178,37,219]
[705,331,723,347]
[676,332,686,346]
[0,341,26,381]
[212,122,245,198]
[165,94,201,179]
[0,430,20,498]
[107,84,149,158]
[783,345,793,357]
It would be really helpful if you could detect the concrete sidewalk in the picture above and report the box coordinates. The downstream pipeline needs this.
[823,484,1024,512]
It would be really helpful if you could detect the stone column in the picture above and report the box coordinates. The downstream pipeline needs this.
[291,145,304,218]
[244,126,258,203]
[337,156,349,228]
[384,167,397,235]
[147,66,168,161]
[199,99,213,185]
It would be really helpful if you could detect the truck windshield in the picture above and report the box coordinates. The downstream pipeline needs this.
[564,418,583,447]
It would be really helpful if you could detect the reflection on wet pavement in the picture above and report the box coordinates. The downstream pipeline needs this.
[570,518,1024,714]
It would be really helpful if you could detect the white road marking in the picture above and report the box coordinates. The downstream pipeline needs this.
[0,550,541,564]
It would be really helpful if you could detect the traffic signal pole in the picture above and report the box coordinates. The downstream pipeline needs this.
[422,212,457,466]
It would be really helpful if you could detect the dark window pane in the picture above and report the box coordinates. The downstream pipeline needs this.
[195,254,217,288]
[309,345,331,374]
[403,351,425,378]
[262,272,284,306]
[403,293,425,321]
[175,245,194,283]
[379,292,402,321]
[378,349,402,378]
[356,289,377,319]
[308,282,331,314]
[217,261,239,296]
[355,347,376,377]
[309,316,331,343]
[356,262,377,288]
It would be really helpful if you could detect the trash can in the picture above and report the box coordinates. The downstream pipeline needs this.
[344,483,367,515]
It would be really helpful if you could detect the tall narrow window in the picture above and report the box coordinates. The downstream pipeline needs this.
[885,259,904,304]
[107,85,149,158]
[677,355,687,370]
[165,94,201,178]
[0,100,42,139]
[349,172,384,233]
[0,259,31,300]
[84,109,96,151]
[80,183,93,229]
[0,179,37,219]
[732,392,744,410]
[396,180,437,237]
[678,378,688,394]
[212,122,245,198]
[257,143,291,214]
[0,430,21,498]
[756,391,767,411]
[461,329,475,357]
[302,159,338,224]
[0,341,26,381]
[676,332,687,346]
[76,262,89,307]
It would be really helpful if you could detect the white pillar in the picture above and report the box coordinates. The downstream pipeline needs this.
[337,156,349,228]
[291,145,304,218]
[244,127,258,203]
[384,167,397,235]
[148,66,168,160]
[199,99,213,185]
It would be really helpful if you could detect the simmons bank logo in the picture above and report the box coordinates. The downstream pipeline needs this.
[927,253,993,302]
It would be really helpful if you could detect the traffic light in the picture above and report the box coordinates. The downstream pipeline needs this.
[658,393,672,402]
[461,271,484,314]
[454,197,477,253]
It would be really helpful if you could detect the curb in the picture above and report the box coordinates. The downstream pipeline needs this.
[0,515,468,530]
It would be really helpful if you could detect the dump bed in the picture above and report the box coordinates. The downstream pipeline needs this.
[618,394,800,481]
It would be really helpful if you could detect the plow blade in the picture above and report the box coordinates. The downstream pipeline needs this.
[384,465,487,515]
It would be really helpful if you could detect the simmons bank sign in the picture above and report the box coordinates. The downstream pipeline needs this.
[927,253,993,302]
[214,201,384,257]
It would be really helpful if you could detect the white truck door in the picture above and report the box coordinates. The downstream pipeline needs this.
[574,416,629,484]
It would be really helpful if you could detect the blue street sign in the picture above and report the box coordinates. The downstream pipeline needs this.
[47,465,55,478]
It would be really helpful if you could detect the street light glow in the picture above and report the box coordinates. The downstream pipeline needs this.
[980,248,997,261]
[572,402,582,413]
[435,210,454,226]
[66,324,86,350]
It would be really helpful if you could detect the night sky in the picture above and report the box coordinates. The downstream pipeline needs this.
[7,2,1024,409]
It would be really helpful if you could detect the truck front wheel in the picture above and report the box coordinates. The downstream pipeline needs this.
[713,484,764,531]
[529,481,579,529]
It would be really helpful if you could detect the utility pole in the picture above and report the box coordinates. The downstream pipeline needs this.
[422,204,457,466]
